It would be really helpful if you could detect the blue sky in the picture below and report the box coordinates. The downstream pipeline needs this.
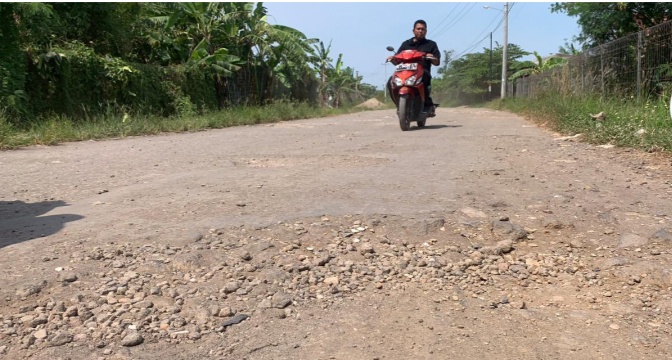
[264,1,582,90]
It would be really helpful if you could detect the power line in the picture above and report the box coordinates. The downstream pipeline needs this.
[434,3,478,38]
[489,14,506,37]
[433,3,467,35]
[451,2,518,60]
[453,33,491,59]
[433,3,477,38]
[490,3,515,36]
[431,2,462,33]
[453,12,501,56]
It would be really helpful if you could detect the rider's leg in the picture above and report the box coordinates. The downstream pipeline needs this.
[387,77,398,107]
[422,73,437,117]
[423,73,433,111]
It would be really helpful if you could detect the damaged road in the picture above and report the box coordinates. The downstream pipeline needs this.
[1,107,672,359]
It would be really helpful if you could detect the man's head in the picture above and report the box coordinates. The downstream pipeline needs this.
[412,20,427,41]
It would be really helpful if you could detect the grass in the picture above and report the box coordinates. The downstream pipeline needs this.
[489,92,672,153]
[16,92,669,154]
[0,102,372,149]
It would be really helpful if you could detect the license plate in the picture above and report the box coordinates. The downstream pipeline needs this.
[395,63,417,71]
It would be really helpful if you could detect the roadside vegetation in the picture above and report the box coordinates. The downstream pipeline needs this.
[0,2,379,149]
[4,3,671,153]
[432,2,672,154]
[494,94,672,153]
[495,3,672,154]
[0,101,378,149]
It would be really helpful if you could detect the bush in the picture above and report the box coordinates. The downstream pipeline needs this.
[0,6,28,119]
[0,110,12,136]
[22,41,218,124]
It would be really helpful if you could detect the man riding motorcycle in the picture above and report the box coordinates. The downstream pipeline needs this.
[386,19,440,117]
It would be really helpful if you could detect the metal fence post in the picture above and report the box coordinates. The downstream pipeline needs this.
[637,31,642,102]
[566,62,571,95]
[581,54,585,94]
[600,46,605,96]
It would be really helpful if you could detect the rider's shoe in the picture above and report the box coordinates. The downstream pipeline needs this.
[424,105,436,117]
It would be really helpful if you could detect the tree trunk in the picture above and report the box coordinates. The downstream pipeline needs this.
[214,74,227,109]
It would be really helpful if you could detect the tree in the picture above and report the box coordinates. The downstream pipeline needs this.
[146,3,248,108]
[1,1,370,120]
[236,2,317,103]
[436,49,455,79]
[310,40,334,106]
[558,39,581,55]
[149,2,241,74]
[0,3,55,117]
[509,51,568,81]
[551,2,672,47]
[48,3,146,58]
[324,53,363,108]
[433,43,528,104]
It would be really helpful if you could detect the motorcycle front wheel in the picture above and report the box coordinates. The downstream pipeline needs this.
[398,95,410,131]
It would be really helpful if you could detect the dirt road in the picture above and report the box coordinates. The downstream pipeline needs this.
[1,107,672,359]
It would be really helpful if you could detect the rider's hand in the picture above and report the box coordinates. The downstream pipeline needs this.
[386,56,396,64]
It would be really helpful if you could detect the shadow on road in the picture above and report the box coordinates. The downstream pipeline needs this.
[413,124,462,130]
[0,200,84,249]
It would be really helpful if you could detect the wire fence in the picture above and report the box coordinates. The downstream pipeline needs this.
[515,20,672,101]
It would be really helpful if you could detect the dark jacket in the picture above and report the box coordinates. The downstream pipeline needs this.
[397,37,440,76]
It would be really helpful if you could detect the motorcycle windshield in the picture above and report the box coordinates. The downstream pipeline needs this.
[395,50,426,61]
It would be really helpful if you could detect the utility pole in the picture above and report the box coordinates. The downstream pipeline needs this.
[501,2,509,99]
[355,71,359,92]
[489,32,493,96]
[484,3,510,99]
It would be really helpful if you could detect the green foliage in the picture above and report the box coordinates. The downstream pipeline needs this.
[6,2,55,52]
[436,50,455,78]
[558,40,581,55]
[551,2,672,47]
[49,3,145,57]
[0,4,28,118]
[235,3,319,104]
[500,93,672,152]
[1,1,365,124]
[311,40,334,106]
[0,109,18,147]
[21,42,217,122]
[149,2,244,74]
[173,95,197,118]
[509,51,568,81]
[433,43,529,105]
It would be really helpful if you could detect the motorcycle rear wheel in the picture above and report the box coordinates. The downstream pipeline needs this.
[398,96,410,131]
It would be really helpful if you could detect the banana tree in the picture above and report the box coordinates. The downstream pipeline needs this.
[509,51,568,81]
[309,40,333,106]
[327,53,360,108]
[234,2,317,103]
[146,2,249,108]
[147,2,242,73]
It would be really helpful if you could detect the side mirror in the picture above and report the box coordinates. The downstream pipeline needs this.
[386,46,395,52]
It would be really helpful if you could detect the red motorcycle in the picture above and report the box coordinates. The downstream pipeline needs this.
[386,46,436,131]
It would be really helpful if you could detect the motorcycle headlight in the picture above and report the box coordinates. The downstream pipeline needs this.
[394,77,403,86]
[405,75,418,86]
